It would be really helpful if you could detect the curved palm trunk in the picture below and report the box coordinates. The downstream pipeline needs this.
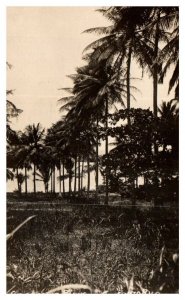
[25,167,27,195]
[105,97,109,205]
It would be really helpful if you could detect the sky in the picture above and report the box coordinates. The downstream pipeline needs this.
[7,6,174,132]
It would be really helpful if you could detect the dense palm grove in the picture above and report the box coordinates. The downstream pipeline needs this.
[7,7,179,205]
[7,7,179,294]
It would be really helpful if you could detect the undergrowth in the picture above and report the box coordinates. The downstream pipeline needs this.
[7,206,178,293]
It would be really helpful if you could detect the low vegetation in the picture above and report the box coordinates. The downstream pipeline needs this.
[7,205,178,293]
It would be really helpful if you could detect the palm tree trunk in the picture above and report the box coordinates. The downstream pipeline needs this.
[33,164,36,194]
[105,97,109,205]
[87,154,90,199]
[74,156,77,193]
[69,171,72,195]
[81,156,84,191]
[127,45,132,125]
[153,12,160,118]
[25,167,27,195]
[59,162,62,195]
[153,13,160,198]
[50,168,53,193]
[95,115,99,199]
[53,166,55,193]
[78,155,81,193]
[80,156,84,191]
[136,177,138,188]
[62,162,65,194]
[44,183,47,193]
[16,167,19,192]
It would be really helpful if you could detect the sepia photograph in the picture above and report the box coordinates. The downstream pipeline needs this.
[6,5,179,294]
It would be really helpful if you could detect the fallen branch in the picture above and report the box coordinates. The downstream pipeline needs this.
[7,215,36,241]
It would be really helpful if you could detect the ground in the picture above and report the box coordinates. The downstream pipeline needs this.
[7,199,179,294]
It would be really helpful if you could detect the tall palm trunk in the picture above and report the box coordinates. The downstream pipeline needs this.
[87,153,90,199]
[126,45,132,125]
[50,168,53,193]
[16,167,19,192]
[95,115,99,199]
[53,166,55,193]
[105,97,109,205]
[62,162,65,194]
[153,13,160,196]
[45,182,48,193]
[25,166,27,195]
[153,17,160,117]
[68,172,71,195]
[81,156,84,191]
[33,163,36,194]
[59,162,62,195]
[78,155,81,193]
[74,156,77,193]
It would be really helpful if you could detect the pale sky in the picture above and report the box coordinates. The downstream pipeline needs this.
[7,6,174,132]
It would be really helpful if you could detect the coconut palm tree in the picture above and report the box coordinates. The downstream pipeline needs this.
[6,63,23,182]
[46,119,74,195]
[20,123,45,194]
[159,24,179,99]
[59,60,127,204]
[36,165,51,193]
[83,7,153,117]
[6,62,23,123]
[15,173,25,194]
[158,99,179,153]
[83,7,178,117]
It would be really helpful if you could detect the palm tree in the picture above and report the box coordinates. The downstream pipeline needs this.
[6,63,23,182]
[147,8,178,116]
[159,22,179,99]
[21,123,45,194]
[46,119,75,195]
[6,62,23,123]
[15,172,25,194]
[83,7,153,117]
[83,7,178,117]
[36,166,51,193]
[59,60,127,204]
[158,99,179,153]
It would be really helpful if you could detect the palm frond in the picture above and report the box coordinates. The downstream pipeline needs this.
[83,26,113,35]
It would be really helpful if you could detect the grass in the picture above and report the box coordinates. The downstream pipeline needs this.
[7,204,179,293]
